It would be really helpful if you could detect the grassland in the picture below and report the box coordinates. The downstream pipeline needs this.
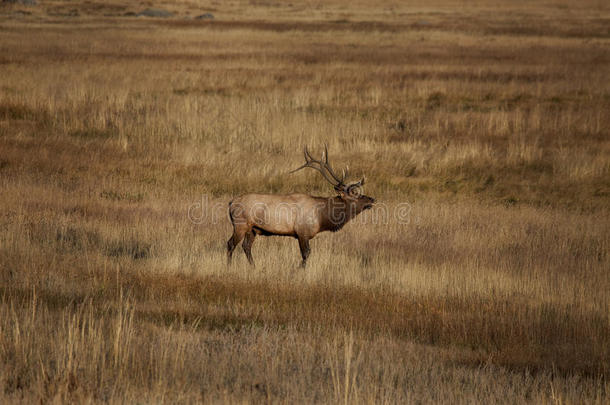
[0,0,609,403]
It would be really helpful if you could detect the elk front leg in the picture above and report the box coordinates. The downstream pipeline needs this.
[297,235,311,268]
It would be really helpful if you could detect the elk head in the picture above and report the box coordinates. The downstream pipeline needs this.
[291,145,376,215]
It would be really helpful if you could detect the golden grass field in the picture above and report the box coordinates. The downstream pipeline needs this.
[0,0,609,403]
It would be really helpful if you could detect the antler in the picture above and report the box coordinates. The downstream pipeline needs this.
[290,145,347,190]
[320,144,348,186]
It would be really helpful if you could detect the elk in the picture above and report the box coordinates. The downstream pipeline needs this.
[227,146,375,267]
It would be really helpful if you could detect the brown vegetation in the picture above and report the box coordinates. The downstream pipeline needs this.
[0,0,609,402]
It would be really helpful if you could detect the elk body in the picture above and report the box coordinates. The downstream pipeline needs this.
[227,146,375,267]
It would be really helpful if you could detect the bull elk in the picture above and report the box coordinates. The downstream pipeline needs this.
[227,146,375,267]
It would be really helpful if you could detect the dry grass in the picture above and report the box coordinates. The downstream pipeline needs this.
[0,0,609,403]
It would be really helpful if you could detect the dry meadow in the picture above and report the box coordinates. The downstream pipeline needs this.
[0,0,609,403]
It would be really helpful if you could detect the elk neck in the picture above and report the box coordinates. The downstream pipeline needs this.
[319,196,365,233]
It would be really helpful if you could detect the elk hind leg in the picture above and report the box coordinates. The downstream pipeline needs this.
[227,227,247,265]
[242,230,256,266]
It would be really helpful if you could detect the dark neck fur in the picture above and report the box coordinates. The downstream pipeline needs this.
[320,196,363,233]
